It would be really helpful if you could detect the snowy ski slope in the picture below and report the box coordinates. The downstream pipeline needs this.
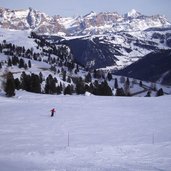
[0,91,171,171]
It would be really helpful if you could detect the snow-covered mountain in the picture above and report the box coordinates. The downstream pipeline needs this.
[0,7,65,34]
[0,7,170,35]
[115,49,171,85]
[0,7,171,89]
[1,7,171,70]
[50,27,171,70]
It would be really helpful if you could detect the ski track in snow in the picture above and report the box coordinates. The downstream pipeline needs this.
[0,91,171,171]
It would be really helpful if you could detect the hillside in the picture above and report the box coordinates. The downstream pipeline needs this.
[0,28,171,97]
[115,49,171,85]
[0,91,171,171]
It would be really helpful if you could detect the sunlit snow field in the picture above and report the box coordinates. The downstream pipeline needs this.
[0,91,171,171]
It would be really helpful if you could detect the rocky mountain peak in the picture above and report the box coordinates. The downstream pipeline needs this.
[125,9,142,18]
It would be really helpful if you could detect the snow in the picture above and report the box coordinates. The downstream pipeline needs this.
[84,11,97,19]
[0,28,40,52]
[126,9,141,18]
[0,91,171,171]
[14,10,29,18]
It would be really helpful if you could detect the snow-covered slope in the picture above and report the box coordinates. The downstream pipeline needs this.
[54,27,171,69]
[0,28,39,51]
[0,27,171,92]
[0,91,171,171]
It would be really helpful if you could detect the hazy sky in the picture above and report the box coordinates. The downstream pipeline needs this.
[1,0,171,21]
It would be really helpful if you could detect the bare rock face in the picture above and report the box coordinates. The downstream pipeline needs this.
[0,7,64,34]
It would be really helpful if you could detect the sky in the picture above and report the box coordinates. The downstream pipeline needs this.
[0,0,171,21]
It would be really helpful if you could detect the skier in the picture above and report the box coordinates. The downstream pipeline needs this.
[50,108,56,117]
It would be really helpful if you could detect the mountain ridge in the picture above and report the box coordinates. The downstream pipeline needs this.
[0,7,170,36]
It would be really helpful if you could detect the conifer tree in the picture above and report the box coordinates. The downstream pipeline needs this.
[7,58,12,67]
[45,74,56,94]
[12,56,19,65]
[124,78,130,96]
[67,77,71,83]
[107,72,112,81]
[85,72,92,83]
[4,72,15,97]
[145,91,151,97]
[139,81,143,87]
[62,70,66,82]
[14,78,21,90]
[114,78,118,89]
[30,73,41,93]
[39,72,43,83]
[28,60,31,68]
[156,88,164,96]
[75,77,85,94]
[115,88,125,96]
[64,84,72,95]
[100,81,113,96]
[20,71,31,91]
[19,58,25,68]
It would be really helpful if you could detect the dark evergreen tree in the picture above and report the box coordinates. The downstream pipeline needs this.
[30,73,41,93]
[28,60,31,68]
[126,78,130,86]
[139,81,143,87]
[93,69,97,78]
[7,58,12,66]
[64,84,72,95]
[45,74,56,94]
[107,72,112,81]
[0,43,2,53]
[114,78,118,89]
[93,80,112,96]
[24,63,28,70]
[99,81,113,96]
[67,77,71,83]
[60,82,63,92]
[75,77,85,94]
[84,83,94,94]
[39,72,43,83]
[62,70,66,81]
[12,56,19,65]
[124,78,130,96]
[156,88,164,96]
[14,78,21,90]
[145,91,151,97]
[56,85,62,94]
[85,72,92,83]
[19,58,25,68]
[115,88,125,96]
[20,71,31,91]
[4,72,15,97]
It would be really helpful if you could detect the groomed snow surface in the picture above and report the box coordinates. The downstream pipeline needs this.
[0,91,171,171]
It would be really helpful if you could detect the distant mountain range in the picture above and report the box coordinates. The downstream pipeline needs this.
[0,7,170,35]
